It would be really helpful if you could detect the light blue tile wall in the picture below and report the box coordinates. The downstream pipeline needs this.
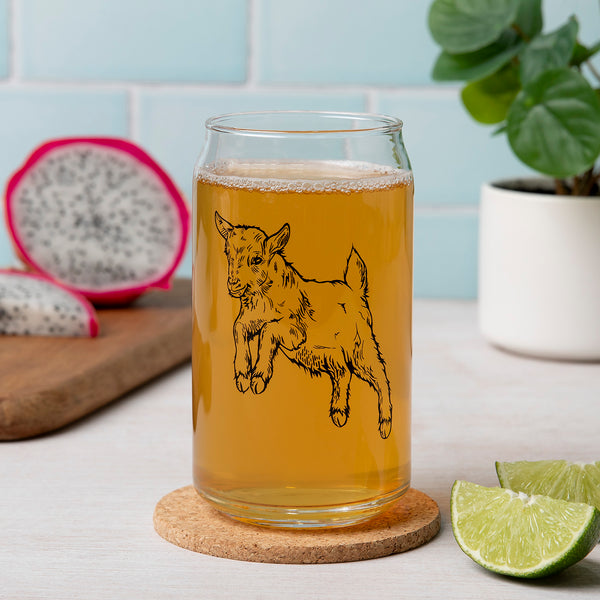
[0,0,598,298]
[0,89,129,265]
[414,212,479,299]
[0,0,7,78]
[260,0,439,85]
[20,0,248,82]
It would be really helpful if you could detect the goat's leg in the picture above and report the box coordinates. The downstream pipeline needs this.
[251,323,286,394]
[329,367,352,428]
[251,326,279,394]
[233,320,252,393]
[251,321,305,394]
[351,336,392,439]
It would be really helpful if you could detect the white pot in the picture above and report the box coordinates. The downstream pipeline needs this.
[479,179,600,360]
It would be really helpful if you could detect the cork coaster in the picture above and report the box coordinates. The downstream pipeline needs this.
[153,486,440,564]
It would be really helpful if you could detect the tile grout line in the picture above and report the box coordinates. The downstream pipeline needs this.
[0,80,248,91]
[0,79,460,95]
[365,90,377,113]
[128,86,139,141]
[7,0,18,82]
[414,205,479,215]
[245,0,259,90]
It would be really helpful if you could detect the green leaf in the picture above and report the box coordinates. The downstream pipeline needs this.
[507,68,600,177]
[519,17,578,84]
[514,0,543,39]
[428,0,520,53]
[433,30,523,82]
[572,40,600,66]
[461,65,521,124]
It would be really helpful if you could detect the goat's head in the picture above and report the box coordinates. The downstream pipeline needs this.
[215,211,290,297]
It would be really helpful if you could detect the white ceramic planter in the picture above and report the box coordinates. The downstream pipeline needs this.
[479,179,600,360]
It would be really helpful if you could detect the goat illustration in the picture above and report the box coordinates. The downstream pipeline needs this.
[215,212,392,439]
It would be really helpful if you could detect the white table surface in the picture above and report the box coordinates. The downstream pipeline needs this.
[2,300,600,599]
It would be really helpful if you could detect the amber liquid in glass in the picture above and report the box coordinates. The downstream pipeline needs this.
[192,160,413,526]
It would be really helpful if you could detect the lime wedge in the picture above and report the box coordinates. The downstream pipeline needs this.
[451,480,600,578]
[496,460,600,510]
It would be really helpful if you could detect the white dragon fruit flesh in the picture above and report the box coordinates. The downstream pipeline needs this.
[4,137,190,305]
[0,269,99,337]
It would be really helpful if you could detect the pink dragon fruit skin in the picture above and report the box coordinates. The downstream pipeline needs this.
[4,137,190,306]
[0,269,99,337]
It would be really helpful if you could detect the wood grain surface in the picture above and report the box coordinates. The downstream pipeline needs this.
[0,278,191,440]
[154,485,440,564]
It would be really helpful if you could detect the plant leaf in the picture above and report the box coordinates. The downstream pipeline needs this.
[432,30,523,82]
[519,17,578,84]
[493,123,508,136]
[428,0,520,53]
[461,65,521,124]
[507,68,600,177]
[514,0,543,39]
[572,40,600,66]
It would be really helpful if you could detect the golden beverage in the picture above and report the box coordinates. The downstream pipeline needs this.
[192,159,413,526]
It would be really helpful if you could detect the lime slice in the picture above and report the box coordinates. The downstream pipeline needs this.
[496,460,600,510]
[451,480,600,578]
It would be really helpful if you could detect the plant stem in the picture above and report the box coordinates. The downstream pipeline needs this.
[554,179,569,195]
[571,167,599,196]
[511,23,530,42]
[581,168,600,196]
[574,172,585,195]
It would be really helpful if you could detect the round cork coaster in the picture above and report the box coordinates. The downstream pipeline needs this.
[153,486,440,564]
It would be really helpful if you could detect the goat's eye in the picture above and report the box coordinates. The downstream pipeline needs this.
[250,256,263,266]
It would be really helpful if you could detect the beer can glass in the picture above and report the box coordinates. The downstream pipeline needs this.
[192,111,413,528]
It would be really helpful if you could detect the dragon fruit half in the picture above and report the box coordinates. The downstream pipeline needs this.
[4,137,190,305]
[0,269,99,337]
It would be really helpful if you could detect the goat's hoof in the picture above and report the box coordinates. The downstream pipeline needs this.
[235,374,250,393]
[330,409,348,428]
[379,419,392,439]
[251,375,267,394]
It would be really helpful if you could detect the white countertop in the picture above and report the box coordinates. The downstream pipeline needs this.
[2,300,600,599]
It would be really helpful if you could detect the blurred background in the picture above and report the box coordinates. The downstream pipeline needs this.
[0,0,597,298]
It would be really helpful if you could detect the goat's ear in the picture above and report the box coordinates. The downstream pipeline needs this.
[215,211,234,239]
[267,224,290,255]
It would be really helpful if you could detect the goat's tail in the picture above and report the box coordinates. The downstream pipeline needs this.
[344,247,368,300]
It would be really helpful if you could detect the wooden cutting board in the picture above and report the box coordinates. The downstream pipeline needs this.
[0,278,192,440]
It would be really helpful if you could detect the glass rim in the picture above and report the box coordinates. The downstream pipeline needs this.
[205,110,403,137]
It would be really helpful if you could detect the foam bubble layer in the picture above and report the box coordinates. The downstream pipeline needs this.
[195,160,413,194]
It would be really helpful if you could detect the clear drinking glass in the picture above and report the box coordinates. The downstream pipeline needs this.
[192,111,413,528]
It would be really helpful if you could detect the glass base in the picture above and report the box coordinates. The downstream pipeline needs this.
[195,484,411,529]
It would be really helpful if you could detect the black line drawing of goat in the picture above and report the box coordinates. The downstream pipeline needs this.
[215,211,392,439]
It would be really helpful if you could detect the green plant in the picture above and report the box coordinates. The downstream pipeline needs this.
[428,0,600,195]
